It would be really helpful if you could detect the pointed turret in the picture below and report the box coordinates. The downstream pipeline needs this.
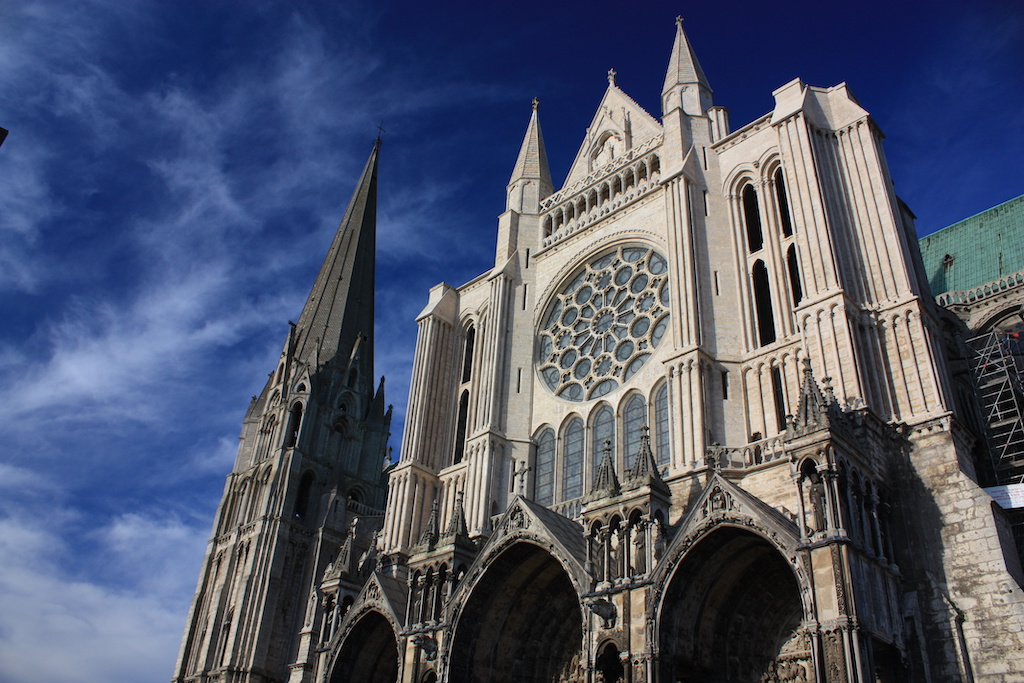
[662,17,713,116]
[586,440,621,502]
[625,426,667,491]
[417,498,441,550]
[292,139,380,374]
[444,491,470,539]
[506,98,553,214]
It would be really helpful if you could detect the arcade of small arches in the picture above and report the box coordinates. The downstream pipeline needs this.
[586,505,668,584]
[542,152,662,240]
[532,385,671,509]
[406,561,469,629]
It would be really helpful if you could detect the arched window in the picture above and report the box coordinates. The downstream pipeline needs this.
[771,366,787,432]
[453,390,469,465]
[284,402,303,448]
[257,415,277,462]
[786,245,803,305]
[774,168,793,237]
[752,260,776,346]
[592,405,615,477]
[562,418,584,501]
[742,184,764,252]
[534,429,555,506]
[623,395,646,472]
[295,471,315,519]
[654,385,670,466]
[461,325,476,383]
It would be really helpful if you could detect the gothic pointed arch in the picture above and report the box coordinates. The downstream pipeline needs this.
[446,536,585,683]
[328,610,399,683]
[648,475,810,683]
[325,572,407,683]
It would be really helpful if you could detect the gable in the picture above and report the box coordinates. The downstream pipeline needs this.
[561,85,664,190]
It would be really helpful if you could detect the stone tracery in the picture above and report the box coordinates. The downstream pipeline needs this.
[538,245,670,401]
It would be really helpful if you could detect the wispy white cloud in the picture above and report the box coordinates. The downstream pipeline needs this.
[0,507,207,683]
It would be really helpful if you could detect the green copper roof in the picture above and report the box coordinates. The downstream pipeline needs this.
[919,194,1024,296]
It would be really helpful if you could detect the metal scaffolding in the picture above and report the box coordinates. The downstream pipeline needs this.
[967,329,1024,484]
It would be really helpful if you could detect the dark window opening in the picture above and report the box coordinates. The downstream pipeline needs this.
[775,168,793,237]
[453,391,469,465]
[771,367,788,432]
[787,245,804,305]
[284,403,303,448]
[461,326,476,383]
[752,261,776,345]
[295,472,315,519]
[742,184,764,252]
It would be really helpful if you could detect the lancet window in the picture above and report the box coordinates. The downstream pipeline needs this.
[774,168,793,237]
[453,391,469,465]
[591,405,615,475]
[623,395,645,471]
[535,428,555,506]
[742,184,764,252]
[786,244,804,306]
[562,418,584,501]
[461,325,476,383]
[654,384,670,466]
[752,260,776,345]
[284,402,303,448]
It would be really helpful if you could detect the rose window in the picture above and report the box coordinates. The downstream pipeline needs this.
[537,245,670,402]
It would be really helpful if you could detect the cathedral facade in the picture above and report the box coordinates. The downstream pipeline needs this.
[174,20,1024,683]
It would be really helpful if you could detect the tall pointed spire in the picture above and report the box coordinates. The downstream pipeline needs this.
[292,139,380,370]
[506,98,553,213]
[662,17,712,116]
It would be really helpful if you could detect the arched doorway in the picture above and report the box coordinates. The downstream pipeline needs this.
[596,641,625,683]
[331,610,399,683]
[449,542,583,683]
[659,527,807,683]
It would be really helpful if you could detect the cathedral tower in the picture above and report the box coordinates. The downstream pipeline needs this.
[327,20,1024,682]
[178,19,1024,683]
[173,140,392,683]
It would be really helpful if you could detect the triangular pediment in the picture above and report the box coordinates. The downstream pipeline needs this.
[561,86,663,190]
[476,496,588,583]
[356,570,408,630]
[660,474,801,570]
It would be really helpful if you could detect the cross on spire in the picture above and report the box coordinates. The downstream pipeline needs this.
[531,97,540,111]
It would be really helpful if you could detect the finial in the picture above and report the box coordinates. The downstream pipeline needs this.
[675,15,684,28]
[375,121,386,145]
[531,97,540,111]
[607,68,617,86]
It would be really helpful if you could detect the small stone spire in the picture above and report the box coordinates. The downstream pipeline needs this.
[626,425,665,489]
[506,99,553,213]
[791,358,831,434]
[444,491,469,539]
[586,440,620,502]
[418,497,440,549]
[662,16,713,116]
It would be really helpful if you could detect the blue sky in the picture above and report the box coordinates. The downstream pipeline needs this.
[0,1,1020,681]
